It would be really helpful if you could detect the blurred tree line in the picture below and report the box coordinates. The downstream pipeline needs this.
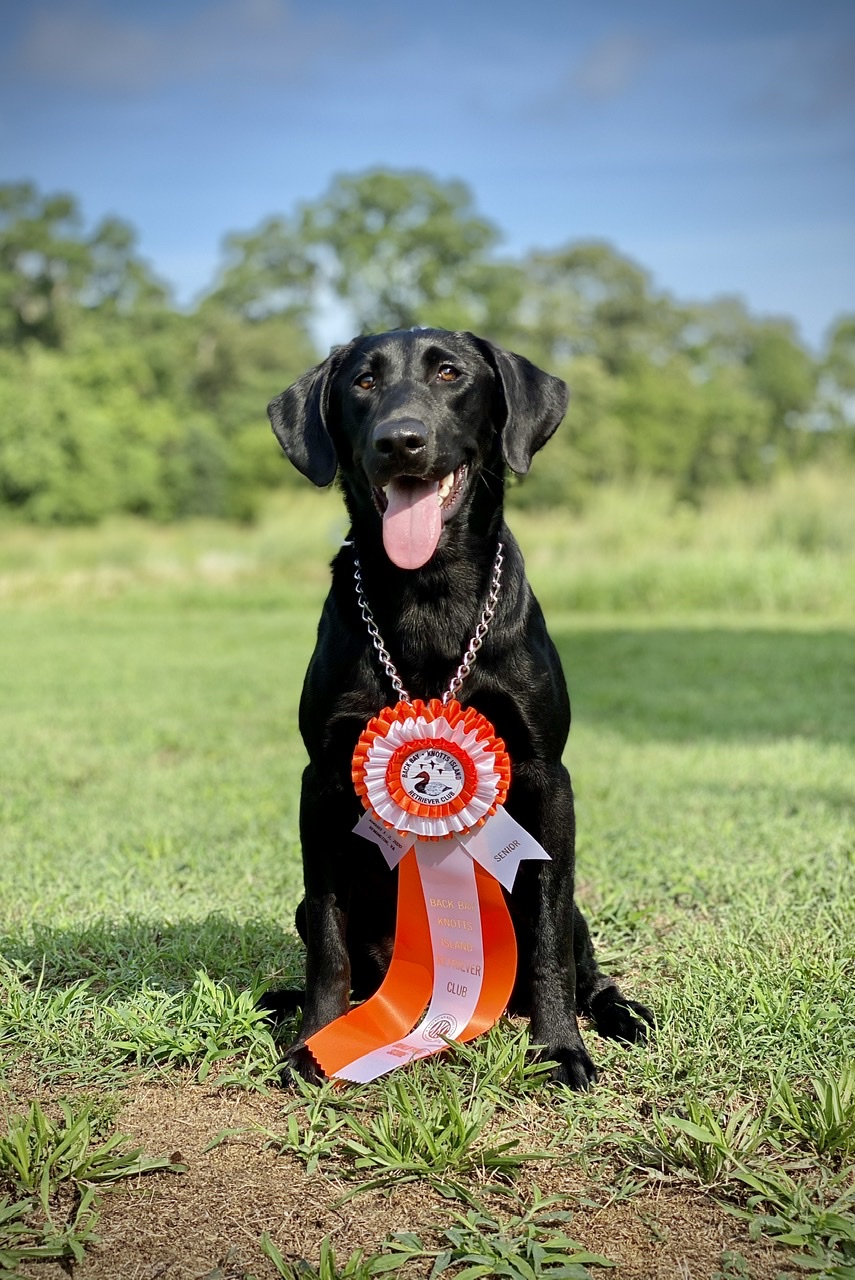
[1,172,852,523]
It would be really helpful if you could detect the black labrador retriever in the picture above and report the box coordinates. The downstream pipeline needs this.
[265,327,652,1088]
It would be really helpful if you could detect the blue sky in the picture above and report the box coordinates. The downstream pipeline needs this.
[2,0,853,349]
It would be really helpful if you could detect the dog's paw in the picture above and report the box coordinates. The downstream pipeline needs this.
[590,988,655,1045]
[546,1043,599,1091]
[278,1043,327,1088]
[256,988,304,1029]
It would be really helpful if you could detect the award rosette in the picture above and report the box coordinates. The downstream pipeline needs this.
[305,698,551,1084]
[353,698,511,840]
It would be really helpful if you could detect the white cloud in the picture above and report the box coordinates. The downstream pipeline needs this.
[570,32,651,100]
[747,33,855,123]
[521,28,654,120]
[17,0,342,92]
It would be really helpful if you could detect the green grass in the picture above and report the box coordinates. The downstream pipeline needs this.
[0,471,853,1275]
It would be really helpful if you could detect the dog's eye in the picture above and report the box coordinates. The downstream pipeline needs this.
[355,372,376,391]
[437,364,459,383]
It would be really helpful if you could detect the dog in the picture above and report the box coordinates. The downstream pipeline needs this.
[264,327,652,1088]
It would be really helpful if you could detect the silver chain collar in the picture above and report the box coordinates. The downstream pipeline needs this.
[352,541,505,705]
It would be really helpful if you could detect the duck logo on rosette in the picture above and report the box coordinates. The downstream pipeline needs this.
[400,748,465,805]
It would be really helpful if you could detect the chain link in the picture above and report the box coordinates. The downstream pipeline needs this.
[352,541,505,705]
[442,541,504,703]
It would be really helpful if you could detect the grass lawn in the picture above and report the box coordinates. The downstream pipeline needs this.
[1,476,853,1279]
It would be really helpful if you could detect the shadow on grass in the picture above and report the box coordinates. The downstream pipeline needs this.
[0,912,304,996]
[555,626,855,747]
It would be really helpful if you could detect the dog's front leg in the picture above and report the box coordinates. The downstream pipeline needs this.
[282,762,354,1084]
[509,761,598,1090]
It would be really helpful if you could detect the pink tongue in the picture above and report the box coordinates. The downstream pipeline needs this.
[382,478,442,569]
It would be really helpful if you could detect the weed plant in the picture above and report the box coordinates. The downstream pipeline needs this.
[0,1101,183,1277]
[767,1066,855,1163]
[260,1190,613,1279]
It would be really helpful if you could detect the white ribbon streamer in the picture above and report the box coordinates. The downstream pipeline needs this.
[333,843,484,1082]
[459,808,551,891]
[353,810,410,867]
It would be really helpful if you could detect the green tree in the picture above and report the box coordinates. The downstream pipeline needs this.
[509,355,627,510]
[188,308,319,496]
[0,173,847,525]
[679,299,817,450]
[819,315,855,444]
[683,367,774,494]
[299,169,513,334]
[0,339,236,524]
[0,183,91,346]
[744,322,816,439]
[0,182,168,348]
[615,357,772,499]
[517,241,680,374]
[202,215,316,321]
[808,315,855,460]
[823,315,855,397]
[85,214,170,314]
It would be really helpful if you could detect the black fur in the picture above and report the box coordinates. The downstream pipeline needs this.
[265,328,653,1088]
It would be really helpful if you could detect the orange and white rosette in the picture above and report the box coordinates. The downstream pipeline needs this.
[352,698,510,840]
[306,700,550,1084]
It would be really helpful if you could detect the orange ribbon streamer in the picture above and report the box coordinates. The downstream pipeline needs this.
[306,846,517,1080]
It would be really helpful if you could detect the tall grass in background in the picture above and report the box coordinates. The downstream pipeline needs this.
[0,464,853,618]
[515,465,855,616]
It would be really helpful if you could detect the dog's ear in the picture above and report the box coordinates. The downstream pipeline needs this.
[268,346,350,487]
[473,338,569,475]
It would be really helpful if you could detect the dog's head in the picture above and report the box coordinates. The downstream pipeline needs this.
[268,328,568,569]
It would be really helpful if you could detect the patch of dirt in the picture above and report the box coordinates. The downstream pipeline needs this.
[537,1172,790,1280]
[13,1080,793,1280]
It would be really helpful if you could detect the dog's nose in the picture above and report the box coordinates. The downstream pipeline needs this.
[372,417,428,463]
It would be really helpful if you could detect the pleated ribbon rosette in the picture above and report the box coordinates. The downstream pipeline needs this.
[306,699,550,1083]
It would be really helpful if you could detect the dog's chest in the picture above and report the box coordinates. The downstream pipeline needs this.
[389,596,480,687]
